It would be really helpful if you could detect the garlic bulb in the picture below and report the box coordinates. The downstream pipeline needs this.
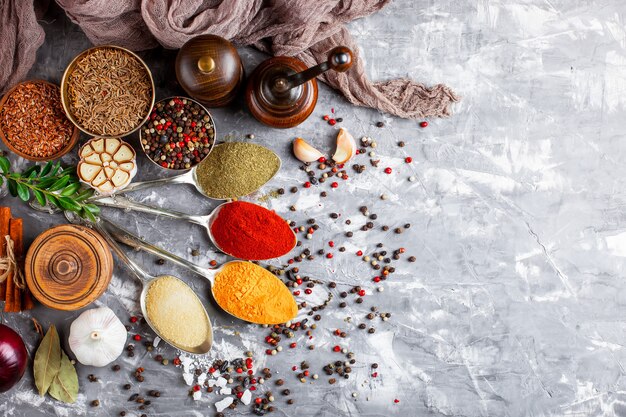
[68,307,127,367]
[77,137,137,195]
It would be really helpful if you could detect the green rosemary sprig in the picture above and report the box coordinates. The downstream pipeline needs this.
[0,155,100,222]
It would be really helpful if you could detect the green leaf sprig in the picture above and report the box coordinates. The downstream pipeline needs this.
[0,155,100,222]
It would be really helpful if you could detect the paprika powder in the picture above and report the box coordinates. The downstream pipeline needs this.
[210,201,295,260]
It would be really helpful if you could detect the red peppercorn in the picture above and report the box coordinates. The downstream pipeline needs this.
[398,247,405,253]
[333,345,341,352]
[304,182,311,188]
[293,290,301,296]
[331,107,335,113]
[250,386,256,391]
[326,253,333,259]
[133,335,141,341]
[372,372,378,377]
[419,121,428,128]
[236,368,243,374]
[318,156,326,163]
[328,119,337,126]
[358,289,366,296]
[160,162,168,168]
[292,366,298,371]
[209,367,216,373]
[236,391,243,398]
[384,167,392,174]
[266,349,272,355]
[173,357,181,366]
[303,370,310,377]
[193,385,201,392]
[209,260,217,267]
[331,182,338,188]
[255,398,263,404]
[290,343,297,348]
[305,289,312,295]
[251,378,257,384]
[356,250,363,256]
[394,399,400,403]
[130,316,138,323]
[328,241,334,247]
[248,369,254,375]
[373,276,381,283]
[405,157,413,163]
[296,278,303,285]
[323,115,330,121]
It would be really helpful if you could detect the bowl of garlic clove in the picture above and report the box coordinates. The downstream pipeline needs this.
[77,137,137,195]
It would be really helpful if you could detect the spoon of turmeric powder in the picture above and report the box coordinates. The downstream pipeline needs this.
[66,211,298,325]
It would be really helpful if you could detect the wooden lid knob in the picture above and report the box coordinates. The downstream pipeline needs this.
[25,224,113,311]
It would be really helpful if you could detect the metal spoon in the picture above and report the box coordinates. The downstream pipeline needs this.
[90,195,297,261]
[90,143,282,200]
[66,212,214,354]
[93,215,298,325]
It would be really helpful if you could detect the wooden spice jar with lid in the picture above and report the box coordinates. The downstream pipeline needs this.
[175,35,244,107]
[25,224,113,311]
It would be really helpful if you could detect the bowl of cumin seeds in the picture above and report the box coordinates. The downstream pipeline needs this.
[60,45,155,138]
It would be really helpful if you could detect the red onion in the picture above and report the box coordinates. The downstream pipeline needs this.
[0,324,28,392]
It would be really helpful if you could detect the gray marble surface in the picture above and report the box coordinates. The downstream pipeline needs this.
[2,1,626,416]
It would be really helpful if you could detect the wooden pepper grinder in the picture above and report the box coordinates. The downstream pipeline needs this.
[245,46,353,129]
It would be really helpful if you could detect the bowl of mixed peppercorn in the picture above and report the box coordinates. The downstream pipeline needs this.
[140,96,215,170]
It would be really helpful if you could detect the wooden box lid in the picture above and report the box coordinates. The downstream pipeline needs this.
[175,35,244,107]
[25,224,113,311]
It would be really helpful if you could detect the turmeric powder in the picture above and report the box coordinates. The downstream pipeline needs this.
[212,261,297,325]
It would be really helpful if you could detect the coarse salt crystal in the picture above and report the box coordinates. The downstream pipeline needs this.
[153,337,161,347]
[241,389,252,405]
[197,373,207,386]
[183,372,194,386]
[215,377,227,387]
[207,379,217,387]
[193,390,202,401]
[220,388,232,395]
[215,397,234,412]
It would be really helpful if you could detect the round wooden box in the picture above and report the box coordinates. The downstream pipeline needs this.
[175,35,244,107]
[25,224,113,311]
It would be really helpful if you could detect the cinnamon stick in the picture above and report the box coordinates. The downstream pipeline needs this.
[0,207,11,302]
[22,288,35,310]
[6,218,22,312]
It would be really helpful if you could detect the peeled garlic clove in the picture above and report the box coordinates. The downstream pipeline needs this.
[293,137,324,163]
[77,137,137,196]
[69,307,127,367]
[332,127,357,164]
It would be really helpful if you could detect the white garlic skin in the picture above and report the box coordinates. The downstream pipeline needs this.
[69,307,127,367]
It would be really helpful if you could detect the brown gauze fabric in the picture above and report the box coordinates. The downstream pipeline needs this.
[2,0,459,119]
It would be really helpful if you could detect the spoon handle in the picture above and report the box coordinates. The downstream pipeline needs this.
[92,195,208,226]
[99,216,215,283]
[91,219,153,284]
[95,170,193,196]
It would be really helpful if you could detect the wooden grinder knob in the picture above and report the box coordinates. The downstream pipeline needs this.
[246,46,354,129]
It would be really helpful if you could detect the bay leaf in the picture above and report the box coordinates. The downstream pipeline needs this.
[34,325,62,396]
[48,350,78,403]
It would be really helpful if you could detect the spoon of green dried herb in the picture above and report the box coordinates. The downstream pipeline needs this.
[0,155,100,221]
[90,142,281,200]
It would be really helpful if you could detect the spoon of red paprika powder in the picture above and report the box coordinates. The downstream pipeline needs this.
[92,196,296,260]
